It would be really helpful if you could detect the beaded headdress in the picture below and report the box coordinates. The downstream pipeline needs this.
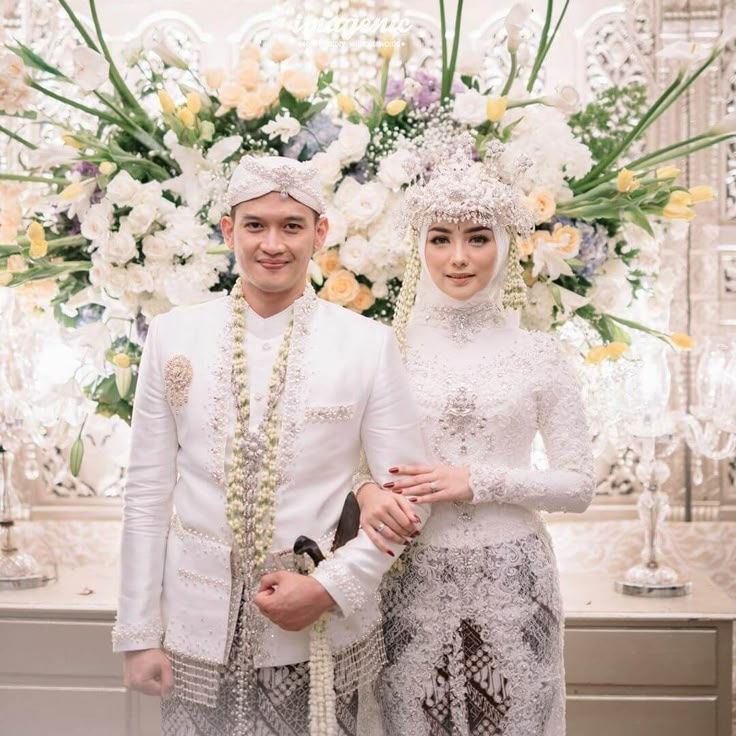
[227,155,327,214]
[399,133,535,238]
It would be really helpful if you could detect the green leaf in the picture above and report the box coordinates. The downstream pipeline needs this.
[7,42,66,78]
[548,282,563,310]
[623,206,654,237]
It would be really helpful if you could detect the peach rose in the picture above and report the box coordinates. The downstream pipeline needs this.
[551,223,581,256]
[256,84,281,108]
[218,82,247,111]
[322,268,360,305]
[236,59,261,90]
[239,44,261,62]
[349,283,376,313]
[280,69,317,100]
[315,248,341,277]
[236,92,266,121]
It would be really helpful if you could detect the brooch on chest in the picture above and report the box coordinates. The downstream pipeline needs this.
[164,354,193,415]
[436,385,490,458]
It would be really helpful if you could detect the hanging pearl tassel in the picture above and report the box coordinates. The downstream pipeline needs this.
[502,236,527,311]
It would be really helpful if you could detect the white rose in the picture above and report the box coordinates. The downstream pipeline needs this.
[106,171,141,207]
[455,45,485,77]
[588,259,633,313]
[452,89,488,126]
[124,263,155,293]
[134,181,164,209]
[323,206,348,248]
[336,122,371,164]
[125,204,157,236]
[101,228,138,265]
[72,47,110,92]
[521,282,554,332]
[142,233,172,261]
[371,281,389,299]
[103,264,130,298]
[311,147,343,187]
[377,148,413,191]
[334,178,388,229]
[339,235,370,274]
[80,203,112,242]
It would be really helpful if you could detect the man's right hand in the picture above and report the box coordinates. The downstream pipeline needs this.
[123,648,174,697]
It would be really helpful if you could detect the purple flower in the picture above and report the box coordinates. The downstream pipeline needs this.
[385,78,405,102]
[282,113,340,158]
[555,216,609,278]
[72,161,99,177]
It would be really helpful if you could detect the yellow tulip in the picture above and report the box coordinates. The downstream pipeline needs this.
[585,346,609,365]
[158,89,176,114]
[112,353,131,369]
[616,168,640,193]
[670,333,694,350]
[178,107,196,129]
[62,132,83,149]
[0,271,13,287]
[668,189,693,207]
[378,34,395,60]
[605,342,629,360]
[486,96,508,123]
[60,182,84,201]
[99,161,116,176]
[186,92,202,114]
[385,99,407,116]
[688,185,714,204]
[656,166,681,180]
[26,221,45,243]
[29,238,48,259]
[662,202,695,221]
[337,94,357,115]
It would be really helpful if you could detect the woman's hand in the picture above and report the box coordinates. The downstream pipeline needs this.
[357,483,422,555]
[384,464,472,504]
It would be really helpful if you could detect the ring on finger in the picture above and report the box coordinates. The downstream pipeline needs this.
[376,522,386,535]
[429,481,440,493]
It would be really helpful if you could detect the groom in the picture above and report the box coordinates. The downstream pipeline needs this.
[112,154,428,734]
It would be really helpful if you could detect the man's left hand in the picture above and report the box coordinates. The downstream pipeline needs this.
[254,571,336,631]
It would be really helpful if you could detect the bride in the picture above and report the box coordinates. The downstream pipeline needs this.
[356,137,594,736]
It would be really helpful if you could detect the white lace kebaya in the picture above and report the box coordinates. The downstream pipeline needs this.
[376,143,594,736]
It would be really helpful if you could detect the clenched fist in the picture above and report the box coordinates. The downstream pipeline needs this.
[123,648,174,697]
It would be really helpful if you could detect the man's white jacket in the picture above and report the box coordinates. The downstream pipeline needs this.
[112,287,430,668]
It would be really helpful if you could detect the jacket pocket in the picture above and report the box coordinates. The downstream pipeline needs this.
[162,517,233,664]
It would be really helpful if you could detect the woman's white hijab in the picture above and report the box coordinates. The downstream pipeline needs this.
[415,221,511,311]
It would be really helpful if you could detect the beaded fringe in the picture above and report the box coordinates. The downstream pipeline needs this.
[167,621,386,708]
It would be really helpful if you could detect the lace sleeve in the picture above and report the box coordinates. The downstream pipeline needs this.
[351,451,377,499]
[469,334,594,513]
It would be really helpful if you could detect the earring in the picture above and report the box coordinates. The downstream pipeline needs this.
[502,237,527,311]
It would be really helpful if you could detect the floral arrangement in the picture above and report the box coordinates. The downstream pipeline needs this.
[1,0,734,435]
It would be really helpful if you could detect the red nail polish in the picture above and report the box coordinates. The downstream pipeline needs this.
[392,488,402,494]
[413,516,421,523]
[383,482,395,489]
[387,550,395,557]
[409,497,418,503]
[389,467,399,474]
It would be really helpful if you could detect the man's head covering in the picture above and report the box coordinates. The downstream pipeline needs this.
[227,155,327,214]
